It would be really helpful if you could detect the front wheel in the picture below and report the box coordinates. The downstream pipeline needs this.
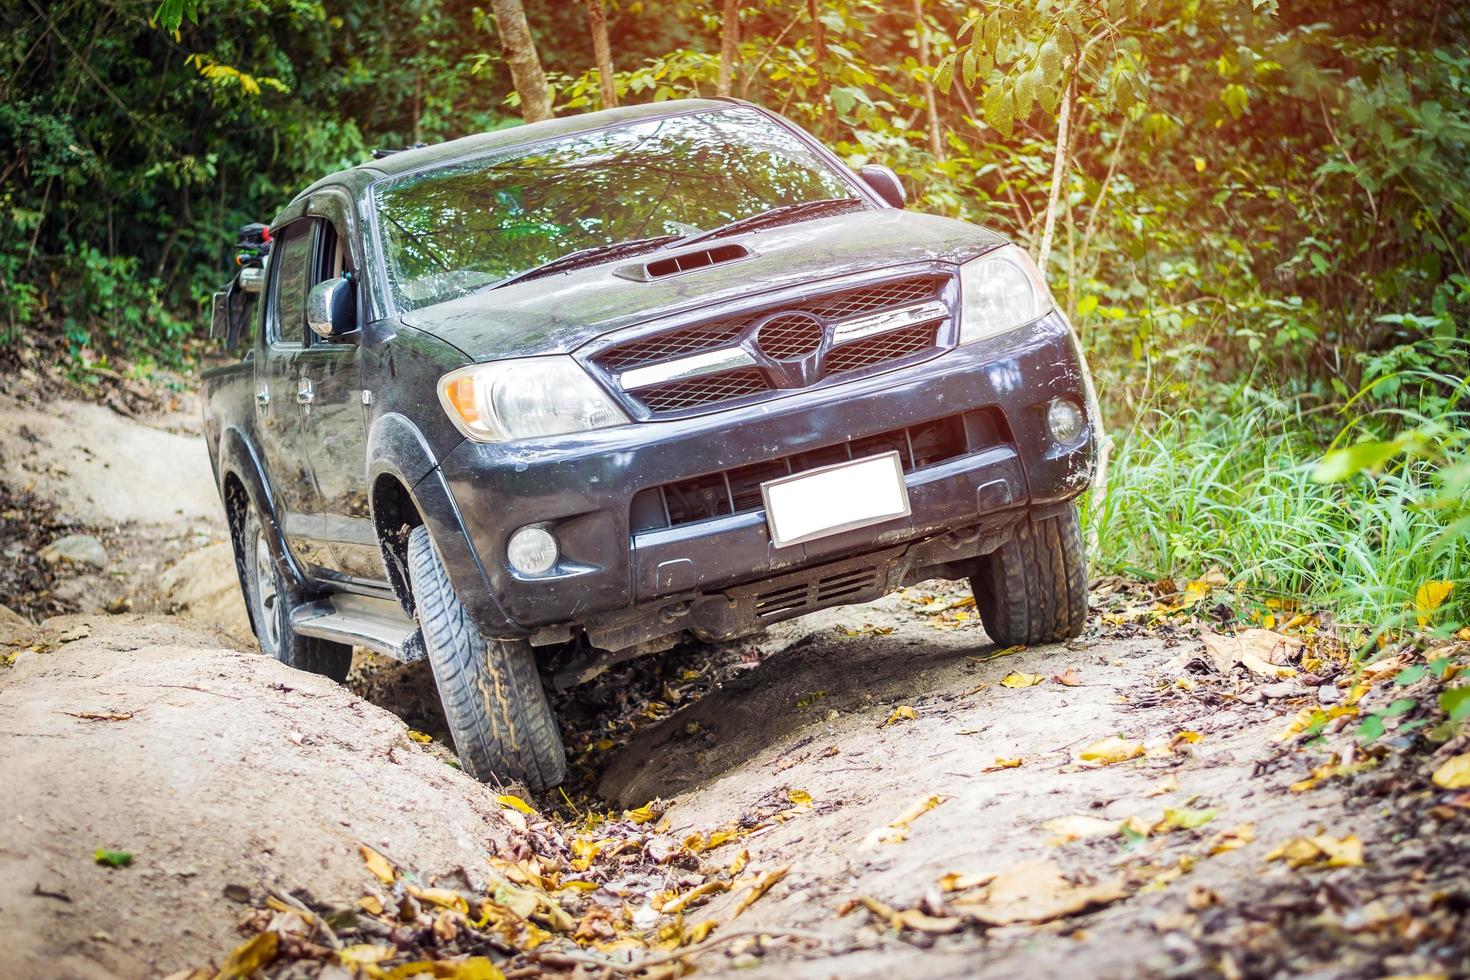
[406,525,567,791]
[241,508,351,681]
[970,504,1089,647]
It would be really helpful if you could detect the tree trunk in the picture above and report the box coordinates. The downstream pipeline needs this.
[1036,79,1074,274]
[490,0,554,122]
[911,0,943,158]
[586,0,618,108]
[809,0,829,137]
[717,0,742,97]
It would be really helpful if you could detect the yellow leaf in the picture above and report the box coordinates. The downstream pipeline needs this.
[338,944,396,966]
[1001,672,1045,688]
[496,794,534,815]
[986,757,1024,771]
[1416,580,1455,626]
[865,793,949,847]
[1431,753,1470,790]
[1157,806,1217,832]
[1265,833,1364,868]
[406,730,433,743]
[727,849,749,876]
[730,865,789,917]
[217,932,278,979]
[407,885,470,913]
[880,705,918,727]
[1193,156,1207,172]
[787,788,813,806]
[937,871,993,892]
[1207,822,1255,855]
[358,844,396,885]
[624,802,657,824]
[357,895,384,915]
[1078,736,1145,766]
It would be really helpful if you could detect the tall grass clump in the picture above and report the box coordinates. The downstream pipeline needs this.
[1085,402,1469,632]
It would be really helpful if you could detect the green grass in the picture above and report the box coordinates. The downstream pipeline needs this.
[1083,406,1469,633]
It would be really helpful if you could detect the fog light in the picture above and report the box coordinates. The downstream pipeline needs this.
[507,526,558,575]
[1047,397,1085,444]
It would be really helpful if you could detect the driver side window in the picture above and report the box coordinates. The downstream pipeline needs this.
[269,220,314,347]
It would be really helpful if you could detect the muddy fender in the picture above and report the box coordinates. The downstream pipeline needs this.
[366,413,519,638]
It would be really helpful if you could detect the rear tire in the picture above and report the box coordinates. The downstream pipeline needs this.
[971,504,1088,647]
[406,525,567,791]
[241,508,352,682]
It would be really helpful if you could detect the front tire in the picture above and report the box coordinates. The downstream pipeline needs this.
[241,508,351,681]
[406,525,567,791]
[971,504,1088,647]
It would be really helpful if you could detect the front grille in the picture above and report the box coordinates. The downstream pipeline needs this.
[636,368,773,413]
[802,277,944,319]
[756,313,824,360]
[631,412,989,533]
[598,318,754,372]
[593,273,952,415]
[826,323,938,375]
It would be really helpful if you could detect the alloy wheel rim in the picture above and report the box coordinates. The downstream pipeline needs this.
[254,528,282,652]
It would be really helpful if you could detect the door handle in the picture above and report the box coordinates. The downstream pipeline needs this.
[255,383,270,414]
[296,377,314,405]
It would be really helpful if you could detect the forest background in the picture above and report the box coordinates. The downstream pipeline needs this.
[1,0,1465,633]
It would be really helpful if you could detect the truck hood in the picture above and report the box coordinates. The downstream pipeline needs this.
[400,209,1006,362]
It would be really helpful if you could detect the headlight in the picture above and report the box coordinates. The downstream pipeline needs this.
[438,356,630,442]
[957,244,1052,344]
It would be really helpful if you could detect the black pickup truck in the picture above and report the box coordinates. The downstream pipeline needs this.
[202,98,1099,791]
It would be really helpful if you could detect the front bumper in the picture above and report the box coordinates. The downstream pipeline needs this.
[436,310,1096,638]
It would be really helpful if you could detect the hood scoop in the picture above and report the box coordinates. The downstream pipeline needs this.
[614,242,754,283]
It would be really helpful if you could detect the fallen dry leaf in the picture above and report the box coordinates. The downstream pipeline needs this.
[217,931,278,978]
[844,895,964,934]
[496,794,534,815]
[1145,774,1180,798]
[358,844,395,885]
[880,705,918,728]
[406,730,433,744]
[1266,833,1364,868]
[1201,629,1301,679]
[864,793,948,847]
[1431,753,1470,790]
[730,865,788,918]
[787,788,814,806]
[953,860,1127,925]
[1207,822,1256,855]
[63,710,135,722]
[984,757,1024,772]
[1078,735,1145,766]
[1001,672,1045,688]
[1052,668,1084,687]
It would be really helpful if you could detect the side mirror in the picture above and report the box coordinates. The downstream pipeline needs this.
[859,164,906,209]
[212,264,268,350]
[307,277,356,339]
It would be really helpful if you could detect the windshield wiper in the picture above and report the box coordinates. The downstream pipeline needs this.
[483,235,682,291]
[672,197,864,249]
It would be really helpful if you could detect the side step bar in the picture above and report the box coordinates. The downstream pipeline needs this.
[290,592,426,663]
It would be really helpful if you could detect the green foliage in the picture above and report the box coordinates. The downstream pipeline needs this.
[1084,399,1470,633]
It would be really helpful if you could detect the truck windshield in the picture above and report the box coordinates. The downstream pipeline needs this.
[372,108,861,312]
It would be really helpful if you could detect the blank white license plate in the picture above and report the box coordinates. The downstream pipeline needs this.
[761,451,911,548]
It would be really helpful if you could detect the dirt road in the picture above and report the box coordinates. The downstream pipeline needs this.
[1,397,1465,979]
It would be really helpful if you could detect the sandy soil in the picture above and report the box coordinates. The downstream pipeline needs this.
[0,616,518,979]
[0,397,1460,979]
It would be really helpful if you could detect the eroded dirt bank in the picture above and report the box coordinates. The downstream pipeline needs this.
[1,397,1467,979]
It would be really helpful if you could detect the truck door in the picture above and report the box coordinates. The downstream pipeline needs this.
[254,218,335,574]
[295,198,383,584]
